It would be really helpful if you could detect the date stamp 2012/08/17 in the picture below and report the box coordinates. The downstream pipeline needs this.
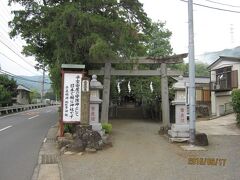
[188,157,227,166]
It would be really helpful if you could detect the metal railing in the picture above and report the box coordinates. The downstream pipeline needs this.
[0,103,58,115]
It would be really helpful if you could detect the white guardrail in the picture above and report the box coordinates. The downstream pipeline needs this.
[0,103,59,116]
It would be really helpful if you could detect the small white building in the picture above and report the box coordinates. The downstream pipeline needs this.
[208,56,239,117]
[16,85,31,105]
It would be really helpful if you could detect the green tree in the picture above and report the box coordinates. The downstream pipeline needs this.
[195,62,210,77]
[0,85,11,105]
[231,89,240,124]
[44,90,56,100]
[0,75,17,106]
[169,62,210,77]
[9,0,152,94]
[30,89,41,103]
[109,21,173,119]
[147,21,173,57]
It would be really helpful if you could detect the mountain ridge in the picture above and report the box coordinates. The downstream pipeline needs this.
[13,75,52,93]
[198,46,240,64]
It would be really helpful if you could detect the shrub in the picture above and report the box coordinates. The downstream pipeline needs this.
[64,124,74,133]
[102,123,112,134]
[231,89,240,124]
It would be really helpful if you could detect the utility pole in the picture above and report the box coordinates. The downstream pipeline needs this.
[41,68,45,103]
[188,0,196,145]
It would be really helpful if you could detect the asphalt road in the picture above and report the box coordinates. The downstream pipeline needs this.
[0,106,59,180]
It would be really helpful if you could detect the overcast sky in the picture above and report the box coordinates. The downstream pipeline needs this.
[139,0,240,55]
[1,0,240,76]
[0,0,42,76]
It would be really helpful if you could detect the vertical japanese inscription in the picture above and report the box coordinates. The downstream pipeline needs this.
[69,83,75,119]
[64,86,69,117]
[75,75,80,117]
[81,79,90,124]
[63,73,82,122]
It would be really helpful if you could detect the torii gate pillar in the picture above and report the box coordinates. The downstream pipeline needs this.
[160,63,170,132]
[100,62,111,123]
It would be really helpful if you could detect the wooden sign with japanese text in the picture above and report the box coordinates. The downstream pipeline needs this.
[63,73,82,122]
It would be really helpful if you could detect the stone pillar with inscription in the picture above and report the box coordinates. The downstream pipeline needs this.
[81,77,90,125]
[89,75,104,136]
[168,76,190,140]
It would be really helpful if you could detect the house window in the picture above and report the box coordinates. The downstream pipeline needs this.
[215,66,232,90]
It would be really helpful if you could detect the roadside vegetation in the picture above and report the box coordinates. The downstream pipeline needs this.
[231,89,240,125]
[0,75,17,106]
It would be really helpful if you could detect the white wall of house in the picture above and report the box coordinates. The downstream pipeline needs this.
[211,70,216,82]
[211,91,216,116]
[215,95,231,116]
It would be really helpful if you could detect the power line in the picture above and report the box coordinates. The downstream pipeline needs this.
[0,38,39,71]
[0,1,13,22]
[0,1,12,24]
[0,32,28,60]
[204,0,240,8]
[180,0,240,14]
[0,69,52,84]
[0,21,11,35]
[0,1,28,53]
[0,51,40,75]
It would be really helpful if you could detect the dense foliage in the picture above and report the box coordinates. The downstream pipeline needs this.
[9,0,152,95]
[44,90,56,100]
[147,22,172,57]
[29,89,41,103]
[231,89,240,124]
[0,75,17,106]
[107,20,173,119]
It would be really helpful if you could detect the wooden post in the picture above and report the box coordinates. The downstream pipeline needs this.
[101,62,111,123]
[160,63,170,132]
[60,69,64,137]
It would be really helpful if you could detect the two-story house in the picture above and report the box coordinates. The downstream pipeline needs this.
[208,56,239,117]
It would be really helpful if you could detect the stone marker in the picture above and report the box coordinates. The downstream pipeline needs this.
[89,75,104,136]
[168,76,190,140]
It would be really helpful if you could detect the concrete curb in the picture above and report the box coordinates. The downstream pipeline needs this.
[31,124,63,180]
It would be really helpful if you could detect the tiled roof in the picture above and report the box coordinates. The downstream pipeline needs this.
[17,85,31,92]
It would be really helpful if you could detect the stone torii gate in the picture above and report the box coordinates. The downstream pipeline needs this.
[89,53,188,131]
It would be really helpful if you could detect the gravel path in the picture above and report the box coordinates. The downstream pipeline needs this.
[61,118,240,180]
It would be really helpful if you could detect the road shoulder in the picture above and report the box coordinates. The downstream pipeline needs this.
[32,124,63,180]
